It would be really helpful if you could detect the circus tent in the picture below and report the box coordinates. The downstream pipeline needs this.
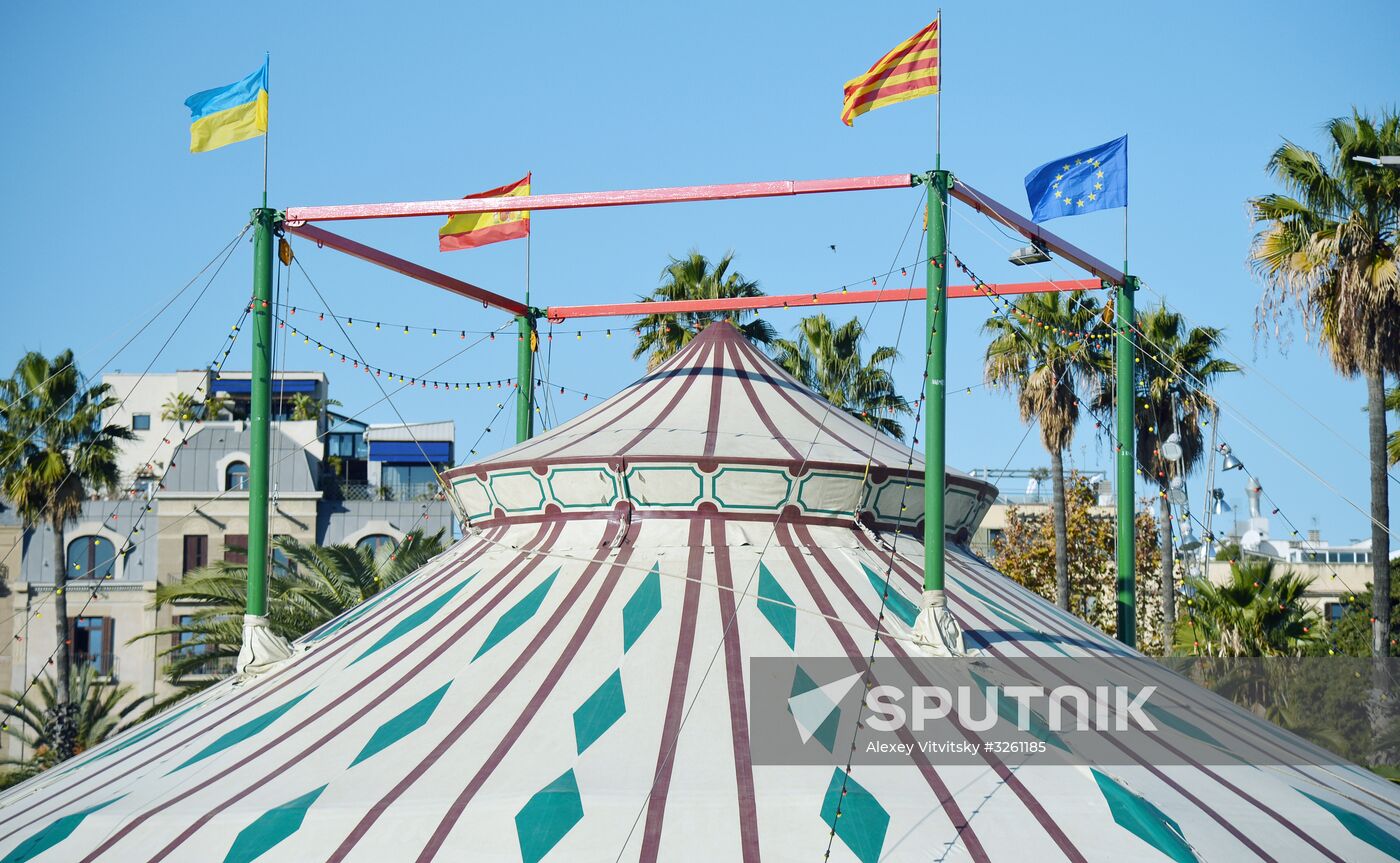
[0,322,1396,862]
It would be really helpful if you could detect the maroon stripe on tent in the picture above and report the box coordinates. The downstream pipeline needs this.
[747,359,873,462]
[866,538,1366,857]
[928,551,1364,856]
[773,524,991,863]
[407,520,639,860]
[724,340,803,461]
[80,522,567,863]
[710,519,761,862]
[0,526,510,842]
[616,342,717,458]
[702,344,727,458]
[637,518,706,861]
[788,522,1086,863]
[853,540,1282,861]
[510,334,703,463]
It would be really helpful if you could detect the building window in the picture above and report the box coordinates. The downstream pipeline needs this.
[66,536,116,581]
[132,413,151,431]
[71,616,115,676]
[357,534,398,555]
[183,535,208,573]
[224,534,248,565]
[381,464,442,499]
[226,461,250,491]
[1325,602,1347,622]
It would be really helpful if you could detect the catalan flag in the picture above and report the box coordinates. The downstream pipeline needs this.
[841,19,939,127]
[185,59,268,153]
[439,175,532,252]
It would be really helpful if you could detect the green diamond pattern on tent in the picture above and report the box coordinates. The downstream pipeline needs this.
[0,797,122,863]
[861,564,917,627]
[1301,790,1400,860]
[622,564,662,653]
[516,769,584,863]
[222,785,327,863]
[171,691,313,773]
[351,577,473,665]
[351,682,453,767]
[573,669,626,755]
[819,768,889,863]
[474,570,559,660]
[308,576,413,643]
[756,564,797,648]
[1092,769,1200,863]
[789,666,840,752]
[970,670,1068,752]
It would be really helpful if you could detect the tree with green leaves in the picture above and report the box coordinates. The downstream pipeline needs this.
[0,350,134,760]
[1249,109,1400,657]
[160,391,229,426]
[1181,559,1318,657]
[1108,303,1239,649]
[135,530,447,693]
[984,291,1108,610]
[632,251,776,370]
[1387,384,1400,467]
[992,472,1165,652]
[289,393,340,422]
[770,314,911,438]
[0,668,149,775]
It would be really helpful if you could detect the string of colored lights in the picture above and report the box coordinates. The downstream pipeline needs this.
[276,312,607,404]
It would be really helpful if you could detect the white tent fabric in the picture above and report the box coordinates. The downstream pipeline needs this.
[0,323,1395,862]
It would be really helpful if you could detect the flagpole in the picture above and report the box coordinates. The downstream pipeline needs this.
[262,52,269,209]
[516,173,535,443]
[934,9,942,170]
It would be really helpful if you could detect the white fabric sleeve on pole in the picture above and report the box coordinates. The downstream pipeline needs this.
[911,589,970,657]
[236,614,294,676]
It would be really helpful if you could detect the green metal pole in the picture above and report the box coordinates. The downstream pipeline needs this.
[1114,274,1137,646]
[924,170,950,595]
[247,207,275,618]
[515,314,535,443]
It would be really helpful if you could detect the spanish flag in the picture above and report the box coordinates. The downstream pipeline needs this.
[841,19,939,127]
[439,175,532,252]
[185,60,268,153]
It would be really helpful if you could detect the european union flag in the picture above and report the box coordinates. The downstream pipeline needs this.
[1024,136,1127,223]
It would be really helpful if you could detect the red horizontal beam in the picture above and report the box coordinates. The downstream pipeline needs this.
[546,279,1101,321]
[949,180,1125,286]
[284,174,915,225]
[284,223,529,317]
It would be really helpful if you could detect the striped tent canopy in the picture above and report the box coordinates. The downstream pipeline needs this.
[0,322,1397,862]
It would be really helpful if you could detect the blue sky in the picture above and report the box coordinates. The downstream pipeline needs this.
[3,1,1397,547]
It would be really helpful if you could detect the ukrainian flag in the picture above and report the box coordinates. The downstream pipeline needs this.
[185,60,268,153]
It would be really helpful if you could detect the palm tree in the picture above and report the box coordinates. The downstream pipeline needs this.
[1112,304,1240,649]
[0,668,149,773]
[160,391,230,425]
[0,350,133,760]
[1182,559,1318,657]
[160,391,199,424]
[984,291,1108,611]
[632,251,776,370]
[1250,110,1400,657]
[1387,384,1399,467]
[135,530,447,692]
[770,314,912,438]
[289,394,340,422]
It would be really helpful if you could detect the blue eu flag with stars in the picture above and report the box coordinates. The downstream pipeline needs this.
[1024,136,1127,223]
